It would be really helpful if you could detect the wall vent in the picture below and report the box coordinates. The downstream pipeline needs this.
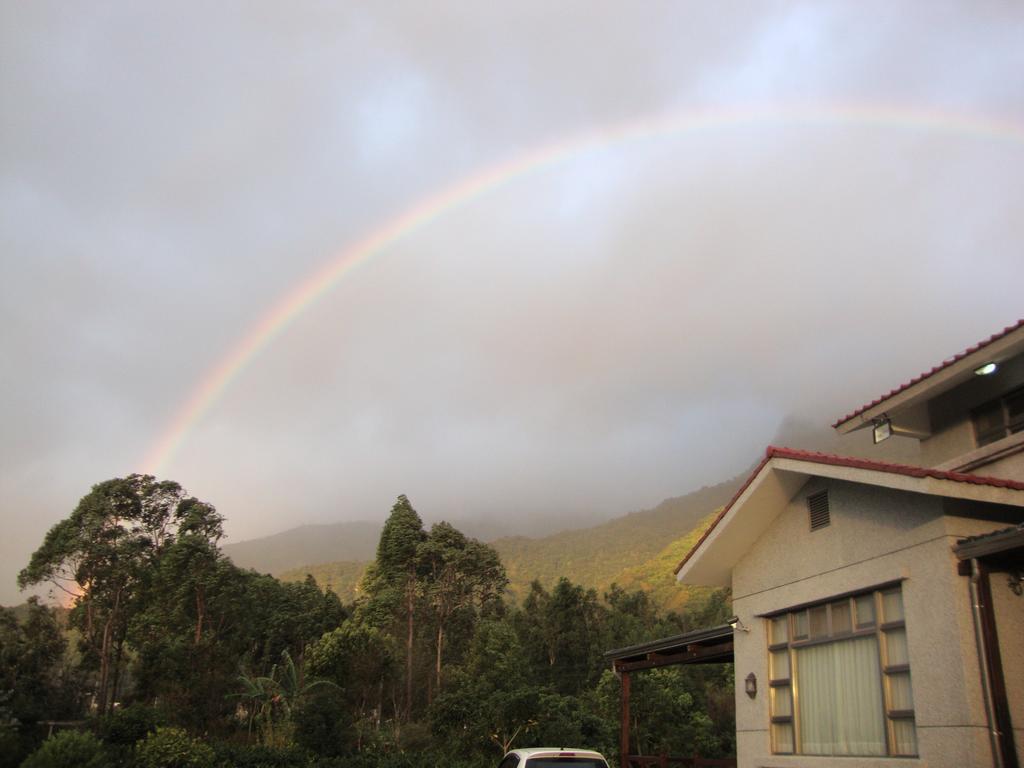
[808,490,830,531]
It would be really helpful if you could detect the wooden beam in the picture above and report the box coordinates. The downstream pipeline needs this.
[620,671,631,768]
[615,641,734,673]
[977,564,1019,768]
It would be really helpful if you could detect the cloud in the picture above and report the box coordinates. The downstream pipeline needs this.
[2,1,1023,603]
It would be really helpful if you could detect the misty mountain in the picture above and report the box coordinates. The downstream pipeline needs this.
[271,474,744,608]
[222,521,383,573]
[232,412,916,599]
[490,475,742,602]
[221,515,581,575]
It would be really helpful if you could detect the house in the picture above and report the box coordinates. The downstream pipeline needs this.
[675,320,1024,768]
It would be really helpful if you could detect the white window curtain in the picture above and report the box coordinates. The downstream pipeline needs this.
[796,635,886,755]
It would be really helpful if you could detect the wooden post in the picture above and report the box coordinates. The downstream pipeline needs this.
[976,563,1019,768]
[620,669,631,768]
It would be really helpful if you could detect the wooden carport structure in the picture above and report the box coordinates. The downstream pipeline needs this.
[605,624,736,768]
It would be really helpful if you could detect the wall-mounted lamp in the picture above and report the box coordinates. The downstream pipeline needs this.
[974,362,998,376]
[745,673,757,699]
[872,417,892,444]
[727,616,750,633]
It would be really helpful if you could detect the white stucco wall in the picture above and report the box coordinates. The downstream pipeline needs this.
[728,479,1014,768]
[920,413,976,467]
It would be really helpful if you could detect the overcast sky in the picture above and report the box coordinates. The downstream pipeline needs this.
[2,2,1023,604]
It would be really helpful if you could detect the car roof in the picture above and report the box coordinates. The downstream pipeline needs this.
[506,748,607,759]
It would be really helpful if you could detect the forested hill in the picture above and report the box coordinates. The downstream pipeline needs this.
[274,475,743,607]
[222,520,382,573]
[490,476,741,602]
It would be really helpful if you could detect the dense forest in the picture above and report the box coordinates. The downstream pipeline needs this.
[2,475,733,768]
[272,477,740,613]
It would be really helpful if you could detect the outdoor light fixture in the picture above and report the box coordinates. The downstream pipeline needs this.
[727,616,750,633]
[745,673,757,699]
[873,417,892,444]
[974,362,998,376]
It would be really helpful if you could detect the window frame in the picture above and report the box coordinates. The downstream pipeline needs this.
[972,385,1024,447]
[765,583,918,758]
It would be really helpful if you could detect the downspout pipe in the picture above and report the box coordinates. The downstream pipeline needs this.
[970,557,1004,768]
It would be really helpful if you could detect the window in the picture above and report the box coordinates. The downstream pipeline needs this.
[972,386,1024,447]
[768,585,917,757]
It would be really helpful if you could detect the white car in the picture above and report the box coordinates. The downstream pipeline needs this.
[498,748,610,768]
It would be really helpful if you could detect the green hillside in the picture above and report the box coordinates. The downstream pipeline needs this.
[280,476,740,611]
[223,521,382,573]
[611,509,723,615]
[490,477,739,603]
[277,560,368,603]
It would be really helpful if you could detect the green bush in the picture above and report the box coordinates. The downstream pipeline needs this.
[19,730,107,768]
[135,727,215,768]
[95,704,164,747]
[0,726,33,768]
[209,741,313,768]
[291,689,351,758]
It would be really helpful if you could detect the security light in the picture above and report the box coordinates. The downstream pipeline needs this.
[727,616,750,633]
[873,418,892,444]
[974,362,998,376]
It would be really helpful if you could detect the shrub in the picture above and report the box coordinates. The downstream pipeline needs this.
[0,726,33,768]
[135,727,215,768]
[208,741,313,768]
[291,689,351,758]
[95,703,164,747]
[19,730,107,768]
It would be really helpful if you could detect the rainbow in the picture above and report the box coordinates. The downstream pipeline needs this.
[140,103,1024,475]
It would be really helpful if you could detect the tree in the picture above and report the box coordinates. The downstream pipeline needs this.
[359,495,426,719]
[0,599,75,725]
[431,619,542,758]
[516,578,605,695]
[18,475,223,714]
[304,620,395,751]
[230,650,337,747]
[595,667,725,759]
[419,522,507,695]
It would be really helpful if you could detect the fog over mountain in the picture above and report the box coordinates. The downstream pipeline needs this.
[220,412,913,580]
[3,3,1023,605]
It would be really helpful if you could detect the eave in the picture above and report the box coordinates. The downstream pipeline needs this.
[833,320,1024,435]
[675,446,1024,588]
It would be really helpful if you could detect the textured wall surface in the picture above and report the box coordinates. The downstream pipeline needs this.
[728,478,1013,768]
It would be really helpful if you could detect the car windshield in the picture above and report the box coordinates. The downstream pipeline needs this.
[525,760,606,768]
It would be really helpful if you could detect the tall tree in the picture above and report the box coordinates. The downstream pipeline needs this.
[359,495,426,719]
[18,475,221,714]
[419,522,507,695]
[516,578,605,695]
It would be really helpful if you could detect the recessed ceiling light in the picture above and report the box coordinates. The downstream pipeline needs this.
[974,362,998,376]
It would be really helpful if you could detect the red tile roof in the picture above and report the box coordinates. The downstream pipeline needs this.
[832,319,1024,428]
[674,445,1024,575]
[764,446,1024,490]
